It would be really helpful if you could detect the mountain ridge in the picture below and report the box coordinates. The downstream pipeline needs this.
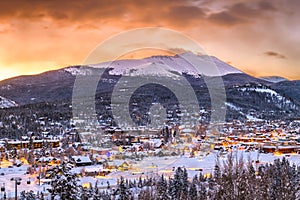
[84,53,244,77]
[0,53,299,122]
[259,76,289,83]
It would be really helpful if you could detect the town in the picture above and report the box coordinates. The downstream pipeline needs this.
[0,109,299,199]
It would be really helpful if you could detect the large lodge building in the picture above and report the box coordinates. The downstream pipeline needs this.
[3,140,60,150]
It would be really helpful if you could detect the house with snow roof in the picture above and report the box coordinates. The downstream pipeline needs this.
[71,155,93,166]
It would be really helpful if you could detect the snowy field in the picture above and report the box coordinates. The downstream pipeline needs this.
[1,150,300,198]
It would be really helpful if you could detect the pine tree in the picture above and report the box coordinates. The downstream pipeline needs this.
[168,178,177,200]
[221,153,234,199]
[138,176,143,188]
[256,165,268,199]
[173,167,183,199]
[156,174,169,200]
[213,164,221,181]
[118,176,131,200]
[181,168,189,200]
[235,169,248,199]
[138,187,151,200]
[47,162,81,200]
[198,183,207,200]
[198,172,206,183]
[189,176,198,200]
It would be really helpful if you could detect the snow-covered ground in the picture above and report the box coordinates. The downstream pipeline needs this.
[1,150,300,198]
[0,164,47,199]
[226,102,263,121]
[103,150,300,181]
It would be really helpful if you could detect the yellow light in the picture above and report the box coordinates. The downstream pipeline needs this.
[96,175,108,179]
[188,168,202,171]
[118,146,123,152]
[20,157,29,165]
[0,159,12,167]
[204,173,211,178]
[82,182,91,188]
[274,151,283,156]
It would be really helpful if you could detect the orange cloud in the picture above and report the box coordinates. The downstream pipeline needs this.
[0,0,299,81]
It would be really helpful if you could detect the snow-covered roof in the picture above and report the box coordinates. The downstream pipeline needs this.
[38,156,59,162]
[72,156,92,164]
[148,139,163,148]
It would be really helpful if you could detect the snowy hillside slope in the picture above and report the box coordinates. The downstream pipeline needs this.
[0,95,18,108]
[64,67,94,76]
[238,86,297,109]
[259,76,288,83]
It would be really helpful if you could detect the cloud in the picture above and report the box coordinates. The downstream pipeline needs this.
[207,0,277,26]
[264,51,286,59]
[258,1,276,10]
[0,0,299,80]
[0,0,281,29]
[208,11,245,26]
[165,5,207,26]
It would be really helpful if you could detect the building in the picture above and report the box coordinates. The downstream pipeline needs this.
[71,156,93,166]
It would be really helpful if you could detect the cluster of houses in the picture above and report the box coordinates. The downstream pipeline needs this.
[213,120,300,154]
[0,118,299,180]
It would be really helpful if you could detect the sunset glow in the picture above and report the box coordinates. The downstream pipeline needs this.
[0,0,299,81]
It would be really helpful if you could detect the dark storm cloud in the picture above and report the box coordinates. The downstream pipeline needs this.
[264,51,286,59]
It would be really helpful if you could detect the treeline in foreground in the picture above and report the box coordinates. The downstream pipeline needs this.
[20,154,299,200]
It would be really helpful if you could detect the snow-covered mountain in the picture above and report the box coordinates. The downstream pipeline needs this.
[0,52,298,121]
[0,95,17,108]
[65,52,243,77]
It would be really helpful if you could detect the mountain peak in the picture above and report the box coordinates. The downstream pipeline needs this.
[86,53,243,77]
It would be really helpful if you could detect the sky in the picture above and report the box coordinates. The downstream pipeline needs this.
[0,0,299,81]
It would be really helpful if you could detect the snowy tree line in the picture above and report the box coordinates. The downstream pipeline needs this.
[0,102,71,139]
[20,154,300,200]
